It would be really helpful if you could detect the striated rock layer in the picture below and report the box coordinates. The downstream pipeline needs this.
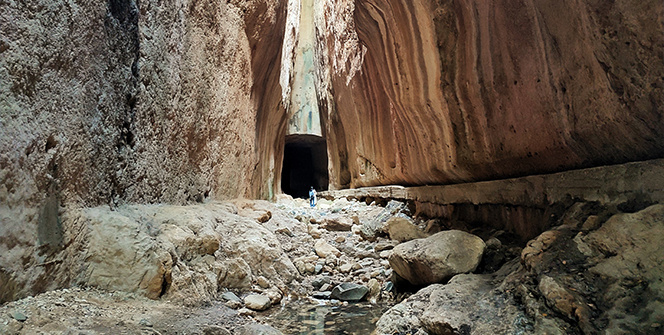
[0,0,288,302]
[314,0,664,189]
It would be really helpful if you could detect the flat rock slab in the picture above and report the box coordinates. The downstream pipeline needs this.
[330,283,369,301]
[389,230,486,285]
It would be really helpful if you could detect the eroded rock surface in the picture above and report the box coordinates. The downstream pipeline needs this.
[0,0,289,302]
[314,0,664,189]
[375,262,532,335]
[389,230,486,286]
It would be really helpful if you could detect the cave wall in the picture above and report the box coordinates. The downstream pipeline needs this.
[315,0,664,188]
[0,0,286,301]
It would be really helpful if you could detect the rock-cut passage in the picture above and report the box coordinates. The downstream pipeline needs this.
[281,134,328,198]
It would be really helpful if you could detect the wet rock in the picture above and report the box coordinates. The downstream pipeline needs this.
[243,294,271,311]
[313,291,332,299]
[330,283,369,301]
[389,230,486,285]
[314,240,341,258]
[384,217,427,242]
[311,276,332,290]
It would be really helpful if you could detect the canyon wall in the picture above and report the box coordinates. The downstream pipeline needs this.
[0,0,286,302]
[315,0,664,189]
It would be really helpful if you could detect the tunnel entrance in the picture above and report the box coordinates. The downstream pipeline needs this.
[281,134,329,198]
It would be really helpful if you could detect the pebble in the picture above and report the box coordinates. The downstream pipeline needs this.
[11,311,27,322]
[339,263,353,273]
[221,291,242,303]
[237,308,256,316]
[139,318,153,327]
[256,276,270,289]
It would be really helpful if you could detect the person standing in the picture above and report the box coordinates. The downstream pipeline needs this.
[309,186,317,207]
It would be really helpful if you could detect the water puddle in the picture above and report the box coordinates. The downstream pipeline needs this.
[264,300,393,334]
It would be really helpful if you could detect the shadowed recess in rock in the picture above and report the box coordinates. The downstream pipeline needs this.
[281,134,329,198]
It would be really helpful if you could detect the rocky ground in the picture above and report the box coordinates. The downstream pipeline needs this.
[0,196,415,334]
[1,195,662,334]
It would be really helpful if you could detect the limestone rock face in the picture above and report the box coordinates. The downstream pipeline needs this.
[513,204,664,334]
[0,0,287,302]
[42,202,299,306]
[389,230,486,285]
[314,0,664,189]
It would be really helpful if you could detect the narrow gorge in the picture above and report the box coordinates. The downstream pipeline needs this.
[1,0,663,334]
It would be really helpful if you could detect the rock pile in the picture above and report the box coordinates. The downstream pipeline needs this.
[375,203,664,334]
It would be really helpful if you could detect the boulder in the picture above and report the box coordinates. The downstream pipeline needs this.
[330,283,369,301]
[389,230,485,285]
[384,217,427,242]
[243,294,271,311]
[359,200,408,240]
[314,240,341,258]
[375,270,533,335]
[317,214,354,231]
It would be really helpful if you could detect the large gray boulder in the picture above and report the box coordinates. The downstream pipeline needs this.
[389,230,486,285]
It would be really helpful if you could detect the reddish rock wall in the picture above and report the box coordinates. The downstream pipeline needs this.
[316,0,664,188]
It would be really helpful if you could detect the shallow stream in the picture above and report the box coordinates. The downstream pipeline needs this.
[264,300,393,334]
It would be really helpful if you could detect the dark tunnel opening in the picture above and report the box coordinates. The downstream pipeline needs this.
[281,134,329,198]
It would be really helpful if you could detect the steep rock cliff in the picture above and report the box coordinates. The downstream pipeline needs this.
[0,0,286,302]
[315,0,664,188]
